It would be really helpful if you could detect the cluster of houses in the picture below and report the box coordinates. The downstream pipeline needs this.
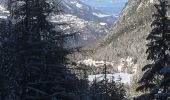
[77,57,138,74]
[117,57,138,74]
[76,57,138,84]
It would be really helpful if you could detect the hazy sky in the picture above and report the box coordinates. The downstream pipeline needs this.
[81,0,128,7]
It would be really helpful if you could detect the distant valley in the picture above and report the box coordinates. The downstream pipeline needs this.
[81,0,128,14]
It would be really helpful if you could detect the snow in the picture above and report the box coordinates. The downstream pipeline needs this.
[113,14,119,18]
[150,0,154,3]
[0,5,10,19]
[70,1,77,4]
[2,11,9,13]
[51,14,81,23]
[92,12,111,17]
[51,14,88,29]
[70,1,82,8]
[83,36,88,40]
[88,73,133,84]
[0,16,7,19]
[77,59,114,67]
[0,5,9,13]
[79,57,138,84]
[78,57,138,74]
[100,22,107,26]
[117,57,138,74]
[137,2,144,10]
[76,3,82,8]
[0,5,5,11]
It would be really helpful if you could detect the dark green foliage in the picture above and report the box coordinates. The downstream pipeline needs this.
[0,0,85,100]
[136,0,170,99]
[89,65,126,100]
[0,18,18,100]
[89,77,126,100]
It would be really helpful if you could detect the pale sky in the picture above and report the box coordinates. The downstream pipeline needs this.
[81,0,128,7]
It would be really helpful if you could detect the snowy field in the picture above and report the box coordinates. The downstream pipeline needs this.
[88,73,133,84]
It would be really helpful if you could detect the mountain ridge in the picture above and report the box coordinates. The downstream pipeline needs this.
[54,0,116,46]
[71,0,161,73]
[0,0,116,47]
[92,0,156,69]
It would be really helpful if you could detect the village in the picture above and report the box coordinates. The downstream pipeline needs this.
[76,57,138,84]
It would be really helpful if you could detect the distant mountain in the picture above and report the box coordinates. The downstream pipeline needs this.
[81,0,128,15]
[68,0,159,86]
[88,0,164,74]
[0,0,116,47]
[55,0,116,46]
[62,0,116,25]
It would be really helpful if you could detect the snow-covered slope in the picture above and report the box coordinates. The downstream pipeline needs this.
[54,0,116,46]
[51,14,108,46]
[91,0,158,73]
[88,73,132,84]
[76,0,170,84]
[0,0,116,47]
[62,0,116,25]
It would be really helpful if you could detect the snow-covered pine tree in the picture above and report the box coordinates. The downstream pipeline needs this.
[75,65,90,100]
[136,0,170,99]
[113,75,126,100]
[2,0,81,100]
[89,64,126,100]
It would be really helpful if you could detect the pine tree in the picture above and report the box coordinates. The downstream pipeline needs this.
[0,19,9,100]
[136,0,170,99]
[0,0,81,100]
[89,64,126,100]
[0,17,17,100]
[114,76,126,100]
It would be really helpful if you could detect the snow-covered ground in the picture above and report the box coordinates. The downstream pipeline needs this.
[100,22,107,26]
[92,12,112,17]
[77,59,114,67]
[79,57,138,84]
[51,14,89,29]
[88,73,133,84]
[0,5,9,19]
[70,1,83,8]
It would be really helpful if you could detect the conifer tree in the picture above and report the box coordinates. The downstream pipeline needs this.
[114,76,126,100]
[0,17,17,100]
[89,64,126,100]
[0,0,81,100]
[136,0,170,99]
[0,19,9,100]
